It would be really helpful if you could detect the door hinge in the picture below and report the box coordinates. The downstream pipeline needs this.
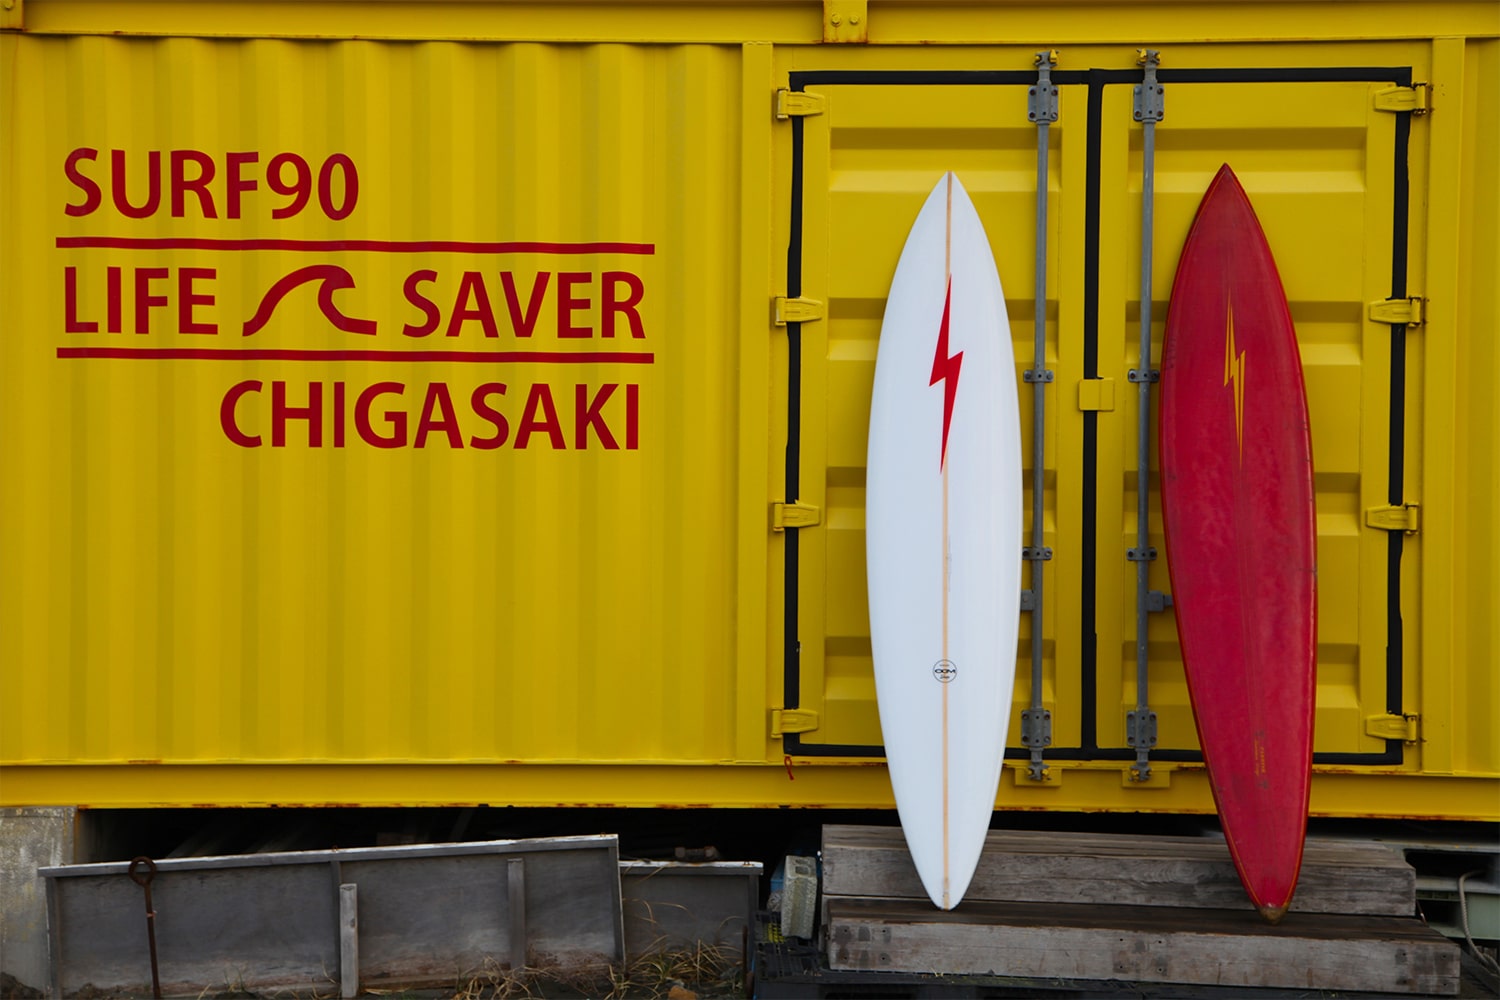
[772,501,821,531]
[771,708,820,736]
[1374,83,1430,115]
[1368,296,1424,327]
[775,89,826,119]
[1078,377,1116,412]
[774,296,824,325]
[1366,503,1420,534]
[1365,713,1420,742]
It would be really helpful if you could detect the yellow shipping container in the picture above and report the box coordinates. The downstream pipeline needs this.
[1,0,1496,820]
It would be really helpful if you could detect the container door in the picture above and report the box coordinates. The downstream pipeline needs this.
[781,62,1419,772]
[781,73,1088,757]
[1092,71,1418,766]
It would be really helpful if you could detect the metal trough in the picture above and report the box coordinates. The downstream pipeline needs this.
[41,835,624,998]
[619,860,761,964]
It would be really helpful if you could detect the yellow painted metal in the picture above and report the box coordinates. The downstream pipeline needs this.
[1099,73,1403,760]
[3,762,1498,821]
[13,1,1499,46]
[0,35,757,768]
[1,3,1496,819]
[790,77,1082,753]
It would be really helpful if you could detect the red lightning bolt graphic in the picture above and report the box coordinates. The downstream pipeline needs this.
[930,278,963,469]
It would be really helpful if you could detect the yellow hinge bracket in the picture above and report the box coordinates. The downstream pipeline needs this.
[774,296,824,325]
[1366,504,1420,534]
[1078,377,1117,412]
[1374,83,1430,115]
[1365,713,1420,742]
[775,89,826,119]
[771,502,821,532]
[771,708,821,736]
[1,0,22,30]
[823,0,868,43]
[1368,297,1424,327]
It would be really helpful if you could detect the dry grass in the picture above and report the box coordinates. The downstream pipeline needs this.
[448,940,744,999]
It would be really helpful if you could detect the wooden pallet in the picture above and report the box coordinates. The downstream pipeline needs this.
[822,823,1417,915]
[820,825,1460,995]
[826,897,1461,996]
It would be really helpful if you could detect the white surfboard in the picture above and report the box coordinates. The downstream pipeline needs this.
[866,172,1023,911]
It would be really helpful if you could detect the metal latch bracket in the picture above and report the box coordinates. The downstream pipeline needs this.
[1021,708,1053,749]
[1133,49,1164,123]
[1028,50,1060,124]
[1126,710,1158,749]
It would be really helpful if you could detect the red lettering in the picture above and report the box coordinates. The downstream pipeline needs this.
[626,383,639,449]
[515,384,564,448]
[470,383,510,448]
[318,154,358,221]
[355,382,406,448]
[221,380,263,447]
[575,383,618,449]
[134,267,169,334]
[64,267,98,333]
[170,149,217,218]
[333,381,347,447]
[272,380,323,447]
[415,383,463,448]
[402,270,441,337]
[225,152,259,219]
[501,272,550,338]
[447,271,499,338]
[107,267,122,333]
[602,271,645,338]
[557,272,592,338]
[178,267,216,334]
[64,148,102,217]
[268,153,312,219]
[111,149,161,219]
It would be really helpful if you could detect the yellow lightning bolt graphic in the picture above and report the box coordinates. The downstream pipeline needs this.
[1224,299,1247,462]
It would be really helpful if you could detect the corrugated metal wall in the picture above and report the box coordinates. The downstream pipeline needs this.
[2,2,1496,817]
[1,36,750,766]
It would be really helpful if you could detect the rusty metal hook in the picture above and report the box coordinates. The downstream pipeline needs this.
[128,857,162,999]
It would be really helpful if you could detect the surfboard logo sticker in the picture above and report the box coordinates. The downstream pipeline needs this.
[1224,298,1247,462]
[932,659,958,683]
[929,278,963,469]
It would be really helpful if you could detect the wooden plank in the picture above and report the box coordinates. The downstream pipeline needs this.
[821,824,1415,916]
[825,897,1460,995]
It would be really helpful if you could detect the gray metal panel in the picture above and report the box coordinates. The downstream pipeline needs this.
[42,836,622,996]
[620,861,761,962]
[341,845,622,983]
[50,862,335,997]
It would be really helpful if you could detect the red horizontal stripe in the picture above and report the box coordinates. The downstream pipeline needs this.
[55,237,655,255]
[56,347,655,364]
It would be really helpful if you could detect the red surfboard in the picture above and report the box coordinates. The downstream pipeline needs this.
[1159,164,1317,923]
